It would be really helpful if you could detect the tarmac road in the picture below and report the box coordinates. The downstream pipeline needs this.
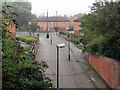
[35,33,107,88]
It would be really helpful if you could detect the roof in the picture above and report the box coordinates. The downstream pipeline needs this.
[74,14,85,22]
[75,13,83,18]
[29,17,69,22]
[74,18,81,22]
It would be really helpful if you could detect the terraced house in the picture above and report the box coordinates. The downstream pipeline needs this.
[29,16,69,32]
[70,14,83,35]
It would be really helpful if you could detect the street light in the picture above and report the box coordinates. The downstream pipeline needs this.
[56,44,65,88]
[50,22,53,44]
[55,11,58,36]
[46,10,49,38]
[68,32,70,61]
[67,28,71,61]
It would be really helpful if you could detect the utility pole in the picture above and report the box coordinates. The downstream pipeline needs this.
[56,46,59,88]
[68,21,71,61]
[56,11,58,36]
[68,32,70,61]
[56,44,65,88]
[46,10,49,38]
[51,22,52,44]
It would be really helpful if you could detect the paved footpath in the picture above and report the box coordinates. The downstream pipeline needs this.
[35,33,107,88]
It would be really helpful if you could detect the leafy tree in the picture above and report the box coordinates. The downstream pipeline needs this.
[80,0,120,60]
[28,22,40,37]
[3,1,37,31]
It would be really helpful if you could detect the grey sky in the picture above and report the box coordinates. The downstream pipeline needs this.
[2,0,117,17]
[28,0,96,17]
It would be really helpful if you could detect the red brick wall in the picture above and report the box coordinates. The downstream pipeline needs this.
[70,15,82,35]
[29,21,69,32]
[89,54,120,88]
[74,30,80,35]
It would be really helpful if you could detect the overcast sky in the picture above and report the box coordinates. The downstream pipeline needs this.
[28,0,96,17]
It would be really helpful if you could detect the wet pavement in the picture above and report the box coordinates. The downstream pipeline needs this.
[35,33,107,88]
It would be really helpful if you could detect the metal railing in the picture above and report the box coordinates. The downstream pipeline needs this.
[30,34,39,57]
[31,39,37,53]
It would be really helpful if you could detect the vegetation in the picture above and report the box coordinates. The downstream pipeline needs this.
[80,0,120,60]
[59,31,66,35]
[23,46,31,52]
[59,32,84,50]
[70,33,81,45]
[2,2,54,89]
[75,45,84,50]
[16,36,36,45]
[3,1,36,31]
[28,22,40,37]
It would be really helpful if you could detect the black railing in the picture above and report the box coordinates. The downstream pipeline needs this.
[31,39,37,53]
[30,34,40,57]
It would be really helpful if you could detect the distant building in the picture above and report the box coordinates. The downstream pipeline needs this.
[70,14,83,35]
[74,18,84,36]
[29,16,69,32]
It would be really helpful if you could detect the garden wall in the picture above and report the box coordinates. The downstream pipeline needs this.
[84,52,120,88]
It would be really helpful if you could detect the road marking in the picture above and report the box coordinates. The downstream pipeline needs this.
[90,77,95,82]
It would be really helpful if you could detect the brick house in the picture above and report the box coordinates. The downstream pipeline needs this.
[70,14,83,35]
[74,18,84,36]
[29,16,69,32]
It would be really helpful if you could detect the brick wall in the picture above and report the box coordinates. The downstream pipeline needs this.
[70,15,78,25]
[70,16,82,35]
[88,54,120,88]
[31,21,69,32]
[74,30,80,35]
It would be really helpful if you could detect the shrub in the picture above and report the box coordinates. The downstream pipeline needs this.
[23,46,31,52]
[16,36,36,45]
[75,45,84,50]
[70,38,79,44]
[2,3,54,89]
[2,31,54,89]
[70,34,81,45]
[59,31,66,35]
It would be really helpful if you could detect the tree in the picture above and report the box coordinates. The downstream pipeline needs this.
[29,22,40,37]
[4,1,37,31]
[80,0,120,60]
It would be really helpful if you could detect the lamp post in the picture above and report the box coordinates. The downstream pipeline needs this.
[51,22,52,44]
[67,28,71,61]
[56,44,65,88]
[46,10,49,38]
[68,31,70,61]
[55,11,58,36]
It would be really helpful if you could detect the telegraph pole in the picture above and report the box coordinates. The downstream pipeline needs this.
[46,10,49,38]
[51,22,52,44]
[56,11,58,36]
[68,32,70,61]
